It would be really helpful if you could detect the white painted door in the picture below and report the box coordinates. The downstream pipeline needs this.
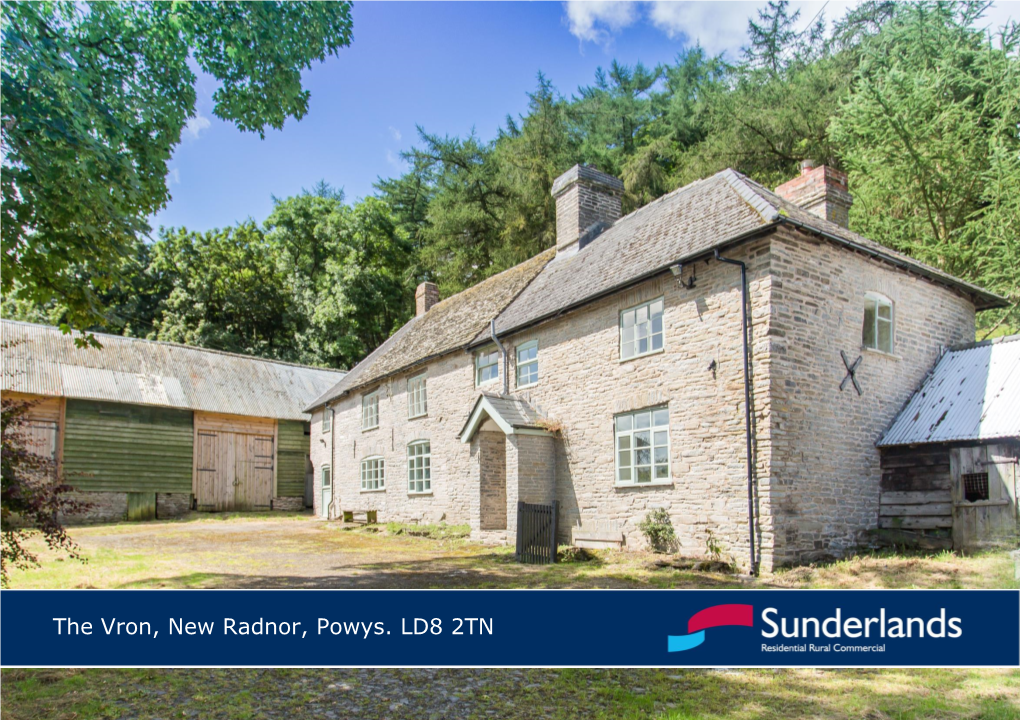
[320,465,332,519]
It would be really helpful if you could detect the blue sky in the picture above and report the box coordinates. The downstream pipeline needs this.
[151,1,1017,235]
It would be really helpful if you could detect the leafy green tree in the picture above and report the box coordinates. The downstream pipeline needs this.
[829,1,1019,332]
[1,1,353,336]
[149,223,300,359]
[305,198,414,368]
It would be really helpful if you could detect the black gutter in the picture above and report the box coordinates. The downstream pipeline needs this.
[713,248,758,577]
[490,318,510,396]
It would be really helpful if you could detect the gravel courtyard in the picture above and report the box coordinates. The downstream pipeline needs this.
[7,512,1016,590]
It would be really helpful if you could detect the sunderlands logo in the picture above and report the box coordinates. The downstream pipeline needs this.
[668,605,963,654]
[762,607,963,640]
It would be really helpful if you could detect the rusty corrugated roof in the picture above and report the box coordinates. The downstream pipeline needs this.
[1,320,345,421]
[879,334,1020,447]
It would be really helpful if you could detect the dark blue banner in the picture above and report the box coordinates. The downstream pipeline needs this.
[1,589,1017,667]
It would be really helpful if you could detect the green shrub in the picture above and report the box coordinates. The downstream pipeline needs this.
[637,509,678,553]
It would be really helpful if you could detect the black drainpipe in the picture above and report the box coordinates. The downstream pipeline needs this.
[490,319,509,396]
[713,249,758,576]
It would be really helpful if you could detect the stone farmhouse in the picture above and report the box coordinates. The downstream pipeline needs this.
[304,162,1007,572]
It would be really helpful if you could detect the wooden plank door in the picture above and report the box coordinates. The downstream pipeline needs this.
[952,444,1017,551]
[195,431,219,510]
[233,434,273,511]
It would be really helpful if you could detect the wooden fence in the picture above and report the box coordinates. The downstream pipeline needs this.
[515,500,558,564]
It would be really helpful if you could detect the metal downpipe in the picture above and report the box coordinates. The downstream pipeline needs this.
[714,249,758,576]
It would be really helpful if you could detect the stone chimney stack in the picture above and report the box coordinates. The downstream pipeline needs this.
[415,281,439,316]
[551,165,624,256]
[774,160,853,229]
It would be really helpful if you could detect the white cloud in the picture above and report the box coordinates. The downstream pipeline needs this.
[563,1,641,45]
[168,167,181,185]
[567,1,1018,59]
[646,1,758,57]
[385,149,404,170]
[388,126,402,142]
[182,111,211,141]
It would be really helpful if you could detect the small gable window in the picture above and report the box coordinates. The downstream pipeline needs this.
[620,297,664,360]
[407,441,431,494]
[322,407,332,433]
[361,456,385,491]
[516,340,538,388]
[407,373,427,419]
[476,348,500,386]
[362,390,379,430]
[862,293,893,354]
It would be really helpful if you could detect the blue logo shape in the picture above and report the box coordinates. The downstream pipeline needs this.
[667,630,706,652]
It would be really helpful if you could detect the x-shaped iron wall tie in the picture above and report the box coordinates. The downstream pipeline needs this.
[840,350,863,395]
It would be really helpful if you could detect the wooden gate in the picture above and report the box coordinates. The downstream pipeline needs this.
[515,500,559,564]
[194,413,275,511]
[951,444,1018,551]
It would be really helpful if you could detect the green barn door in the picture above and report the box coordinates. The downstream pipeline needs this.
[63,400,193,519]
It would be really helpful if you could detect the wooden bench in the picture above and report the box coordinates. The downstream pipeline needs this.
[342,510,378,524]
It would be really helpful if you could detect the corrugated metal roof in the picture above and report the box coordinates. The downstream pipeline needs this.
[879,334,1020,446]
[1,320,345,421]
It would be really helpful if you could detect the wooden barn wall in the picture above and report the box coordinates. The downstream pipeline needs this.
[878,444,953,537]
[63,400,193,493]
[277,420,310,498]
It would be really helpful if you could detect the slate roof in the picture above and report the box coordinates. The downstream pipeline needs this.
[304,249,554,409]
[482,169,1006,342]
[879,334,1020,447]
[459,391,547,441]
[305,167,1006,411]
[2,320,345,421]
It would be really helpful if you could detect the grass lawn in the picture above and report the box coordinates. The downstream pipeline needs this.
[6,512,1018,590]
[2,668,1018,720]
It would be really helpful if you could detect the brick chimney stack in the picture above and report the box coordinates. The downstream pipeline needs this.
[551,165,624,256]
[774,160,853,229]
[415,281,439,316]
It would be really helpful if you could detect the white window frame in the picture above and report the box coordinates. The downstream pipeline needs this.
[407,373,428,419]
[407,440,432,494]
[321,464,331,490]
[322,407,332,433]
[475,348,500,387]
[862,292,894,354]
[620,297,665,361]
[360,456,385,491]
[362,390,379,431]
[516,340,539,388]
[614,406,671,486]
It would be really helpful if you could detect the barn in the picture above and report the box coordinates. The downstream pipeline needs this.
[877,334,1019,551]
[2,320,345,522]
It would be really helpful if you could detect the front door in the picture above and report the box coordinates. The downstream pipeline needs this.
[320,465,332,518]
[951,444,1018,551]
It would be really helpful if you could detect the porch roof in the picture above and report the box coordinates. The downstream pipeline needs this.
[459,392,551,443]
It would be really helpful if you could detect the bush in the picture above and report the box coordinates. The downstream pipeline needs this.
[637,508,678,553]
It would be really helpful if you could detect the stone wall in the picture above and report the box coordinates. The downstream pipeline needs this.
[272,496,305,512]
[478,431,507,531]
[319,348,484,527]
[60,491,191,524]
[765,227,975,566]
[309,228,977,571]
[504,239,772,566]
[156,493,191,519]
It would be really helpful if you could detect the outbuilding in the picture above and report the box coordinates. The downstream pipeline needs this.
[2,320,345,522]
[878,334,1019,551]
